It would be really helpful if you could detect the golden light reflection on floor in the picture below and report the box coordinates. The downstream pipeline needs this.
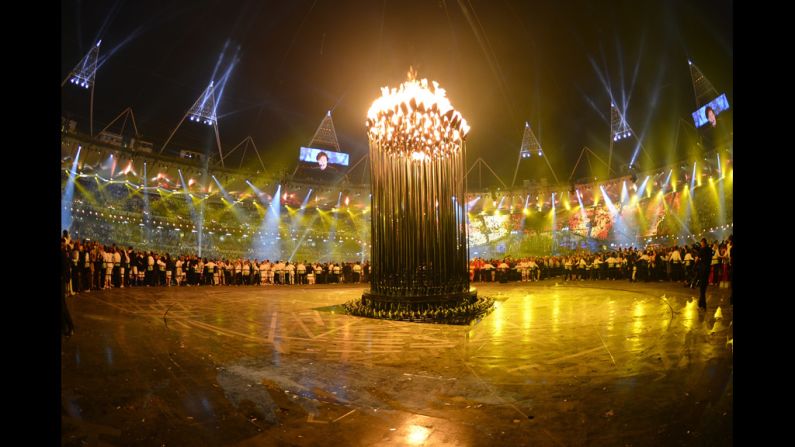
[492,301,504,337]
[406,424,431,445]
[552,295,560,333]
[631,301,646,349]
[682,299,696,331]
[522,294,533,340]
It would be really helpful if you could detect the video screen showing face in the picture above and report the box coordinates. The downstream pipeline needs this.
[692,93,730,128]
[295,147,349,182]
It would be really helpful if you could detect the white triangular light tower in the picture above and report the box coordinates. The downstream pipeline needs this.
[512,121,544,186]
[309,110,341,152]
[519,121,542,158]
[610,102,633,143]
[607,102,635,175]
[292,110,342,177]
[62,40,101,136]
[159,80,225,167]
[511,121,559,187]
[188,81,219,126]
[688,59,719,108]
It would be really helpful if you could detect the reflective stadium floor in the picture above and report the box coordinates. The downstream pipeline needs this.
[62,281,732,446]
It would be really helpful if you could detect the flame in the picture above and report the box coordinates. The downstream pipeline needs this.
[366,74,469,160]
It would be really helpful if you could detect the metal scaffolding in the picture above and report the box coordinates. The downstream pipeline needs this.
[62,41,101,136]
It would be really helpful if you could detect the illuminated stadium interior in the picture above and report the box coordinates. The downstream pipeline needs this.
[61,129,732,262]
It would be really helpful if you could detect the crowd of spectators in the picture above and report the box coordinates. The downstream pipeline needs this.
[469,238,733,289]
[60,231,371,295]
[61,226,732,299]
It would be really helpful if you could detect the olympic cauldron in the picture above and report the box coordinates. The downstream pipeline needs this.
[362,71,477,310]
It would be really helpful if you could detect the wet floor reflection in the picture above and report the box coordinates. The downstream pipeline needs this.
[631,301,645,350]
[492,300,504,337]
[62,282,732,446]
[406,423,431,445]
[521,294,532,341]
[606,299,616,332]
[551,294,560,333]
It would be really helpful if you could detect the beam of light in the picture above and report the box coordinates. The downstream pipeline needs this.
[177,169,202,254]
[617,32,644,115]
[325,192,343,259]
[61,146,82,231]
[520,194,531,227]
[455,0,518,126]
[711,172,726,228]
[576,189,588,223]
[255,184,282,261]
[345,203,368,264]
[96,24,148,71]
[99,153,114,174]
[208,40,230,90]
[690,162,697,190]
[210,45,240,119]
[627,54,665,168]
[600,185,618,215]
[68,175,101,209]
[550,193,557,241]
[620,181,628,204]
[496,195,506,213]
[246,180,269,207]
[660,169,673,194]
[109,155,118,178]
[680,181,699,235]
[663,196,692,238]
[288,212,320,262]
[466,195,481,212]
[142,162,151,238]
[300,188,313,209]
[195,176,206,258]
[588,55,616,115]
[636,175,651,198]
[189,44,236,126]
[611,200,633,246]
[580,88,609,123]
[288,188,314,236]
[212,175,245,223]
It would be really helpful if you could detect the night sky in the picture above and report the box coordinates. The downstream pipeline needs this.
[61,0,732,186]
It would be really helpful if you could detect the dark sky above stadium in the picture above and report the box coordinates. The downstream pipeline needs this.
[61,0,732,186]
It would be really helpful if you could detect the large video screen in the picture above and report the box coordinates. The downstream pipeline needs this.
[691,93,730,128]
[295,147,349,183]
[299,147,349,167]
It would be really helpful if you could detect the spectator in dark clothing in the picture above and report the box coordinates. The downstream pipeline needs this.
[697,238,713,311]
[62,241,75,337]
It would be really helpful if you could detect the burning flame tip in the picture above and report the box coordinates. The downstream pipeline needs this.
[366,74,468,159]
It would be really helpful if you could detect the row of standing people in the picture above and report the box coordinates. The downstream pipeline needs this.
[61,235,370,293]
[469,241,732,287]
